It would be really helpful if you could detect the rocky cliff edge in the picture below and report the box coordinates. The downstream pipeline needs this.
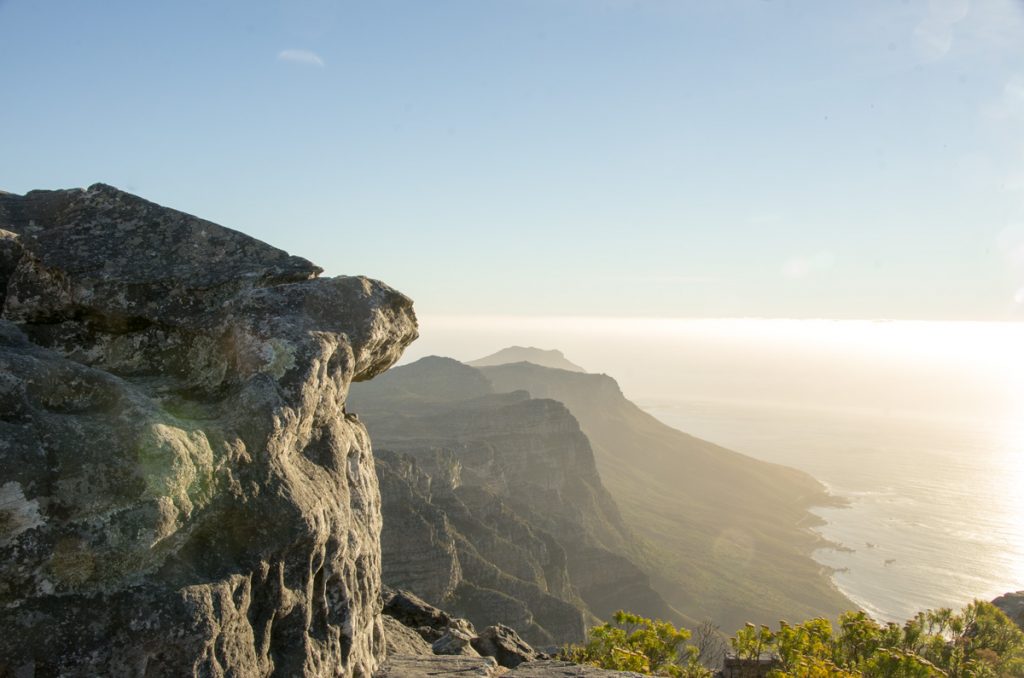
[0,184,418,676]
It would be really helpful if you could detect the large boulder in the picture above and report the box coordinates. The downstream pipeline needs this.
[382,587,478,645]
[0,185,417,677]
[472,624,543,668]
[382,587,457,638]
[432,629,480,657]
[381,616,434,656]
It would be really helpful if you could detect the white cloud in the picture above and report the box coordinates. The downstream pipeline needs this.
[277,49,325,68]
[910,0,967,61]
[909,0,1024,63]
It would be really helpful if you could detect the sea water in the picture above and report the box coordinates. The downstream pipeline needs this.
[641,397,1024,623]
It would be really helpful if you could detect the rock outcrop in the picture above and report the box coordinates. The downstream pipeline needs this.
[471,624,543,668]
[993,591,1024,631]
[349,357,680,646]
[376,588,642,677]
[0,185,417,676]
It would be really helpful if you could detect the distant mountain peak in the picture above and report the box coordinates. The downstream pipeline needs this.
[467,346,586,373]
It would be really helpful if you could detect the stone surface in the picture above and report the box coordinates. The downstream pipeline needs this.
[373,654,500,678]
[507,661,645,677]
[472,624,542,668]
[432,628,480,656]
[382,588,457,639]
[0,185,418,677]
[376,454,463,604]
[372,656,646,677]
[509,663,643,678]
[0,228,22,301]
[382,587,483,653]
[381,615,433,656]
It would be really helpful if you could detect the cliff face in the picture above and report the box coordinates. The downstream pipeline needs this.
[0,185,417,676]
[375,446,589,646]
[478,360,852,630]
[348,357,679,645]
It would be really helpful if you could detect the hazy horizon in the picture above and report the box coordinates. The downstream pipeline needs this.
[403,315,1024,424]
[403,316,1024,621]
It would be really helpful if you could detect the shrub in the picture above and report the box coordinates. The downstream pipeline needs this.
[727,601,1024,677]
[560,610,713,677]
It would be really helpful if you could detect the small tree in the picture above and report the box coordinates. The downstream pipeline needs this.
[694,619,727,671]
[561,610,712,677]
[725,601,1024,677]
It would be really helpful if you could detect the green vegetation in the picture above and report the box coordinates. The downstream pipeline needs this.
[564,602,1024,677]
[731,602,1024,677]
[560,611,712,677]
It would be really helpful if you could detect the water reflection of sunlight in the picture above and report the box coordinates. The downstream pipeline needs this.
[1005,394,1024,590]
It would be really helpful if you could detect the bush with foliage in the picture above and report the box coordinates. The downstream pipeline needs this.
[560,610,713,677]
[729,601,1024,677]
[562,601,1023,677]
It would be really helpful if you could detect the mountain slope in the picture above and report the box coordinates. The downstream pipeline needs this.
[348,357,680,644]
[477,361,852,630]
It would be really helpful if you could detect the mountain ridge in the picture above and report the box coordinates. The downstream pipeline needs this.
[476,357,852,629]
[348,356,685,643]
[469,346,586,373]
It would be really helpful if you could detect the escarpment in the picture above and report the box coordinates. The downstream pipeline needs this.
[478,360,852,630]
[0,185,418,676]
[348,357,680,646]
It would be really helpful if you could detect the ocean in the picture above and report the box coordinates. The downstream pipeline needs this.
[409,316,1024,623]
[641,396,1024,623]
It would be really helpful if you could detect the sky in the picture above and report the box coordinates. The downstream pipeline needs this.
[2,0,1024,320]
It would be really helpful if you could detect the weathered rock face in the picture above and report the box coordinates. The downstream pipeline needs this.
[375,450,463,605]
[0,185,417,677]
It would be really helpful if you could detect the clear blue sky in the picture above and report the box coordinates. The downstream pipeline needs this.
[2,0,1023,320]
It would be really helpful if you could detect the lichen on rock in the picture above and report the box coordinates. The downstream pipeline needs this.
[0,184,418,677]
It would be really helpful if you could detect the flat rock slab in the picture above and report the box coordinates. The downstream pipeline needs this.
[374,654,500,677]
[508,661,646,677]
[373,657,647,677]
